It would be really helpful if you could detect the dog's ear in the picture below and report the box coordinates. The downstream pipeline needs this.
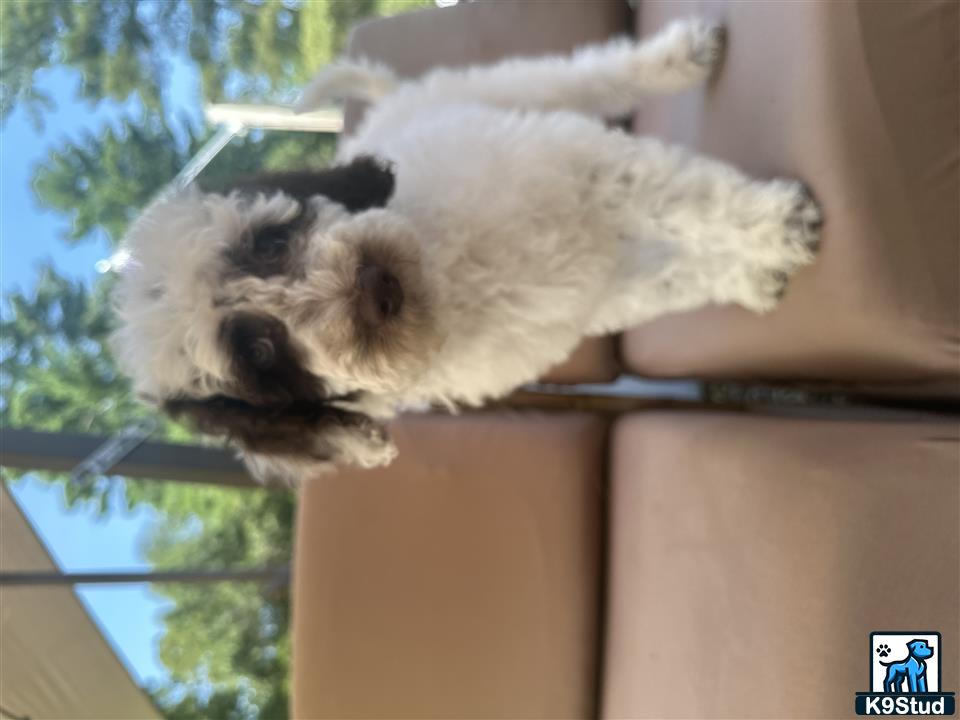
[201,155,395,213]
[164,395,397,485]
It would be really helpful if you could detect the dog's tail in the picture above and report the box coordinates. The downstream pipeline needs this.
[294,58,397,113]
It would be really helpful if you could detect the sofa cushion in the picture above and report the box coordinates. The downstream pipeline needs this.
[343,0,630,384]
[603,411,959,719]
[624,0,959,392]
[292,412,608,719]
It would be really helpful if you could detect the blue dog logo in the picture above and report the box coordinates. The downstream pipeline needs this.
[856,632,956,716]
[880,639,934,694]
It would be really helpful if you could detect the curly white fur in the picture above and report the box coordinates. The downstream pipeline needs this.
[114,18,822,482]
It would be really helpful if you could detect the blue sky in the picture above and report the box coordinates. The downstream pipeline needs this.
[1,68,117,296]
[2,58,202,296]
[2,58,204,690]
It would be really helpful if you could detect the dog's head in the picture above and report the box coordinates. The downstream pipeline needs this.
[907,640,934,660]
[112,156,438,483]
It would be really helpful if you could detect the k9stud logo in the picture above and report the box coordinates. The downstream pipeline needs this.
[855,632,956,715]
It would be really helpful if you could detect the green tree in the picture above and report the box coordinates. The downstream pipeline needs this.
[32,117,186,247]
[1,0,164,127]
[33,115,337,247]
[0,267,161,443]
[147,488,294,720]
[2,0,432,128]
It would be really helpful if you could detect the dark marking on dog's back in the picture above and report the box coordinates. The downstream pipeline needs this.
[202,155,396,213]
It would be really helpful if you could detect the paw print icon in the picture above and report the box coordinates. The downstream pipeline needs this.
[876,644,892,658]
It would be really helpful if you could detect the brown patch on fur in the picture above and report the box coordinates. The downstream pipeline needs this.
[224,205,313,280]
[218,312,320,405]
[164,394,367,460]
[349,239,437,377]
[163,311,378,463]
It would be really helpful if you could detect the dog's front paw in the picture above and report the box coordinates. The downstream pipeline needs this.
[661,17,727,80]
[637,17,727,90]
[687,20,727,71]
[727,179,823,314]
[754,182,823,308]
[784,181,824,258]
[740,269,790,314]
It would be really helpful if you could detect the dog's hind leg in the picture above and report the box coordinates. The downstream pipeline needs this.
[585,137,822,333]
[408,17,725,118]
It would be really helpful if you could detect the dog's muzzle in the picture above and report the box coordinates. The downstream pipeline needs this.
[356,265,404,326]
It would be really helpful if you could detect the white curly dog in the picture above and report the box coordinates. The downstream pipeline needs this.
[113,18,822,482]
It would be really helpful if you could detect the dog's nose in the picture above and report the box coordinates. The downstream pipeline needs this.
[356,265,404,325]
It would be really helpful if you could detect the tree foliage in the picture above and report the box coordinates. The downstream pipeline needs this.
[1,0,161,128]
[33,115,336,247]
[33,116,186,247]
[147,488,294,720]
[0,267,148,438]
[3,1,431,718]
[1,0,431,128]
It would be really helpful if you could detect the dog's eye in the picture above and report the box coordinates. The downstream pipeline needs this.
[247,338,275,369]
[252,226,290,261]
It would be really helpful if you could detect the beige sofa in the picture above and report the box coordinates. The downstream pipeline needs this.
[623,0,959,394]
[291,2,959,718]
